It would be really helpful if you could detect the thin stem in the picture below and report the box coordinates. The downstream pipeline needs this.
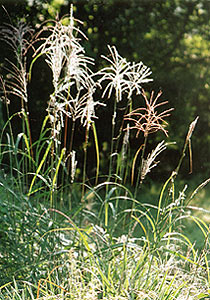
[174,138,188,176]
[134,134,148,199]
[63,84,71,151]
[108,98,117,182]
[105,201,109,228]
[63,104,69,150]
[114,98,132,155]
[82,123,90,200]
[0,77,15,178]
[67,120,76,174]
[175,117,199,176]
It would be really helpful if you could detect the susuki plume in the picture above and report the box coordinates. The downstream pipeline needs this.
[140,141,168,182]
[98,45,152,102]
[32,6,94,91]
[0,21,33,103]
[124,90,173,137]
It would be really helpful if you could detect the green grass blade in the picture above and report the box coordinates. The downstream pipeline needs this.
[28,52,45,82]
[156,172,175,225]
[132,214,150,246]
[28,140,53,196]
[52,147,66,190]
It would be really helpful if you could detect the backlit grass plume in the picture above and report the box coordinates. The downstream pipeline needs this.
[124,90,173,192]
[29,6,104,186]
[98,45,153,102]
[124,90,173,138]
[96,47,153,180]
[0,20,34,187]
[32,6,94,91]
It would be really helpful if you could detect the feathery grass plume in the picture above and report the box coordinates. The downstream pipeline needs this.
[32,6,94,91]
[127,61,153,98]
[0,21,33,104]
[124,90,173,193]
[97,46,152,181]
[98,45,152,102]
[51,87,88,122]
[98,45,132,102]
[0,21,33,64]
[124,90,174,138]
[31,6,101,135]
[0,20,35,183]
[47,87,105,148]
[140,140,167,183]
[30,6,104,186]
[80,87,106,129]
[65,40,95,90]
[46,87,82,150]
[175,116,199,176]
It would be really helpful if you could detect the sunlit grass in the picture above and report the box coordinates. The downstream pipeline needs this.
[0,6,210,299]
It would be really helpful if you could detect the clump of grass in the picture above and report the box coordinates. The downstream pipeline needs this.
[1,198,210,299]
[0,6,210,300]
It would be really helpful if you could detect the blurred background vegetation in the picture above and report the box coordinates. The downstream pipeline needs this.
[0,0,209,181]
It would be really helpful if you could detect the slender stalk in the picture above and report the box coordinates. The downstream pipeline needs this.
[82,123,90,200]
[63,84,71,155]
[63,104,69,150]
[67,120,76,174]
[113,99,132,216]
[174,137,188,176]
[61,102,70,203]
[108,98,117,182]
[105,200,109,228]
[175,117,199,176]
[0,77,15,180]
[106,98,117,217]
[114,98,132,182]
[134,134,148,198]
[91,122,100,185]
[50,147,66,208]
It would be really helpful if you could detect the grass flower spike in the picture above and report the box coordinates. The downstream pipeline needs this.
[98,45,131,102]
[0,21,33,103]
[125,90,174,137]
[98,45,152,102]
[0,21,33,63]
[140,140,167,182]
[65,41,95,90]
[32,7,94,91]
[127,61,153,97]
[98,46,152,179]
[81,88,106,129]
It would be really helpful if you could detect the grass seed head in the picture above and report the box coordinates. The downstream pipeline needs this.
[124,90,174,137]
[98,45,152,102]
